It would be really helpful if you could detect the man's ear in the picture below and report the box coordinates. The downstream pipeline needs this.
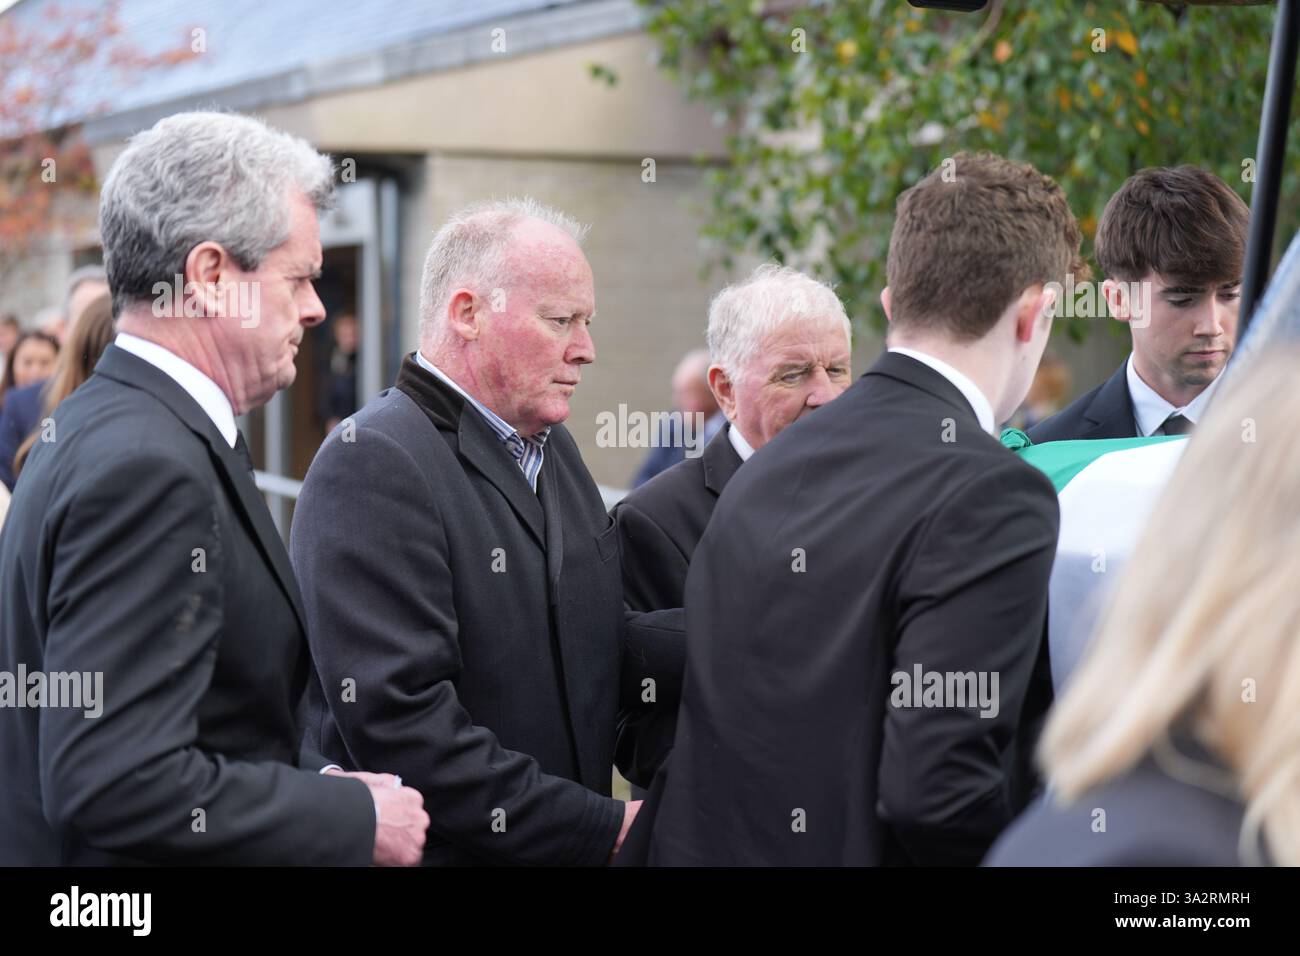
[880,286,893,324]
[445,289,480,342]
[1102,279,1131,325]
[182,241,230,318]
[1014,283,1051,343]
[708,364,737,421]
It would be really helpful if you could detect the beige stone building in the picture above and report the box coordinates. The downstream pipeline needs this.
[2,0,1126,516]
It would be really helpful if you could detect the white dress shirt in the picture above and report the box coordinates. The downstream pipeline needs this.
[888,346,997,435]
[1125,352,1222,437]
[114,333,237,448]
[727,422,756,462]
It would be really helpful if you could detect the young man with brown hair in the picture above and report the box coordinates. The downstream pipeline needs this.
[624,152,1081,866]
[1030,165,1249,442]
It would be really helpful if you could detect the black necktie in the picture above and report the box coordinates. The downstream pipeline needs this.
[233,430,256,473]
[1158,413,1193,436]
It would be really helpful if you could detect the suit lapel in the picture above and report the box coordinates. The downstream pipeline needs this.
[535,439,606,790]
[1082,362,1138,438]
[702,424,744,498]
[94,345,308,635]
[457,413,546,550]
[210,441,308,633]
[1025,360,1134,442]
[536,460,565,596]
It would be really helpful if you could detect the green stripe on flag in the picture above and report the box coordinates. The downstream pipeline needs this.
[999,428,1185,493]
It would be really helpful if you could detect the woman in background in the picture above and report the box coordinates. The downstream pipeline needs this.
[12,293,115,480]
[0,330,63,490]
[0,330,60,410]
[987,348,1300,867]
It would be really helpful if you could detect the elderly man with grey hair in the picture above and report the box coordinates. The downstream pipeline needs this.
[611,263,853,788]
[0,110,428,866]
[293,196,664,865]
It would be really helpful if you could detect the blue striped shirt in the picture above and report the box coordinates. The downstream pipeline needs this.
[415,350,550,492]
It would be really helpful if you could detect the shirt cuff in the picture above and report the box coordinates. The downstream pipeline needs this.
[319,765,381,825]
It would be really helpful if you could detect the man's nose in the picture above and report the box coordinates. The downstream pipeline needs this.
[1206,294,1238,341]
[805,367,837,407]
[568,320,595,365]
[1193,298,1226,339]
[300,283,327,327]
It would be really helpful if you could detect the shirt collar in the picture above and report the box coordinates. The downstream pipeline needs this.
[727,422,756,462]
[1126,353,1221,437]
[887,346,997,435]
[414,350,550,447]
[114,332,237,448]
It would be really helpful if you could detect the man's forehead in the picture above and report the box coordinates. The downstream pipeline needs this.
[1147,271,1243,293]
[524,258,595,312]
[275,251,322,276]
[535,296,596,321]
[760,319,850,353]
[278,219,322,268]
[512,246,591,287]
[280,190,321,246]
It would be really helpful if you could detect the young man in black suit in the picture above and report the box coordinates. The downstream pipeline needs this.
[628,152,1080,866]
[612,264,852,787]
[0,112,427,865]
[1029,165,1248,442]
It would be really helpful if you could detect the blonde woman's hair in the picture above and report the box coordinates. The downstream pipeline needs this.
[1039,347,1300,866]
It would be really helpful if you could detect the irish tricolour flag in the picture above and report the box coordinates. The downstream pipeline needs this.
[1000,429,1189,690]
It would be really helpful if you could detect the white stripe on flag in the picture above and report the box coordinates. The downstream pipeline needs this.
[1049,440,1189,690]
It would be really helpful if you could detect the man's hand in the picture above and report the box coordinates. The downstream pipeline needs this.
[324,769,429,866]
[609,800,642,863]
[371,783,428,866]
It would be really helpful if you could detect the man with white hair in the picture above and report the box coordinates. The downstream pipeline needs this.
[0,110,428,866]
[612,264,852,787]
[293,197,653,865]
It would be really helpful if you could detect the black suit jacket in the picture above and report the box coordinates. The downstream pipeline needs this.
[0,345,375,865]
[1027,360,1136,443]
[292,354,630,866]
[985,737,1260,866]
[612,425,742,785]
[628,351,1060,866]
[616,424,743,612]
